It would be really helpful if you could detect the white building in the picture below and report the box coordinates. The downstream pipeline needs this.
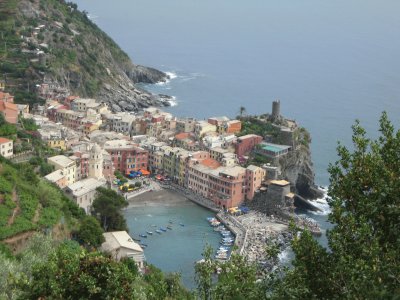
[47,155,76,185]
[104,112,136,135]
[101,231,145,270]
[65,177,106,214]
[0,137,13,158]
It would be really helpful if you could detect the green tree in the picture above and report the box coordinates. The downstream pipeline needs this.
[195,246,263,300]
[22,242,139,299]
[92,187,128,231]
[75,216,104,248]
[271,112,400,299]
[134,181,142,188]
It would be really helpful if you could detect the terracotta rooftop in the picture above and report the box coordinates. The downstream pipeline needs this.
[200,158,221,169]
[0,137,11,144]
[175,132,191,140]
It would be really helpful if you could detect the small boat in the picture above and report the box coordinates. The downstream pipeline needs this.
[146,231,153,235]
[221,239,233,243]
[140,243,148,248]
[221,243,233,247]
[139,234,147,238]
[151,224,157,227]
[160,227,167,232]
[167,225,172,230]
[215,254,228,260]
[210,221,221,227]
[179,223,185,226]
[133,238,141,242]
[169,220,173,224]
[156,230,162,234]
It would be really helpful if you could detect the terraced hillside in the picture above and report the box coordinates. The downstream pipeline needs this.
[0,156,84,251]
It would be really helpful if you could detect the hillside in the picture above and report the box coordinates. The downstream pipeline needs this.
[0,0,171,111]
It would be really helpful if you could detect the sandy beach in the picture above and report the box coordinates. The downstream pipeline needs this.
[126,189,193,208]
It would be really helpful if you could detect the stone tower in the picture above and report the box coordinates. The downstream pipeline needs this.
[89,143,104,179]
[271,100,281,121]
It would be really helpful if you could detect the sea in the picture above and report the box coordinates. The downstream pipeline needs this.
[75,0,400,288]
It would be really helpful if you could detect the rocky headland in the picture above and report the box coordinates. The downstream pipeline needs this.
[1,0,172,112]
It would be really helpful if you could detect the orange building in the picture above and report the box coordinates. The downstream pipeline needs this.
[245,165,266,200]
[0,100,18,124]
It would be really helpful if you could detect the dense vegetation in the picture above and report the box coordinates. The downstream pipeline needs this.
[0,0,135,104]
[0,156,85,241]
[91,187,129,232]
[238,116,280,138]
[0,234,192,300]
[269,112,400,299]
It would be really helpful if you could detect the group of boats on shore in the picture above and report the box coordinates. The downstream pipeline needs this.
[134,220,185,249]
[207,217,234,260]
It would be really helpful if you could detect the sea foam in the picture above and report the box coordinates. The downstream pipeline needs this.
[308,187,331,216]
[168,96,178,107]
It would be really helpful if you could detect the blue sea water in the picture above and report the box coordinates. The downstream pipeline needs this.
[75,0,400,286]
[123,202,221,289]
[75,0,400,186]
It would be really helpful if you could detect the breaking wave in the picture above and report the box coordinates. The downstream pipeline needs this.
[308,187,331,216]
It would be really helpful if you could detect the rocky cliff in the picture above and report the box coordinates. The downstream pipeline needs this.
[278,145,323,200]
[0,0,171,111]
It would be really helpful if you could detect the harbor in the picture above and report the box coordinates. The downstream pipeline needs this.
[123,189,221,289]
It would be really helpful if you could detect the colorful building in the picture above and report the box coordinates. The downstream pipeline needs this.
[0,137,13,158]
[245,165,266,200]
[0,100,18,124]
[234,134,263,157]
[104,140,149,175]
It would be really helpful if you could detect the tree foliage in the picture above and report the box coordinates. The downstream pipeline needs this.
[75,216,104,249]
[270,112,400,299]
[195,246,264,300]
[92,187,128,232]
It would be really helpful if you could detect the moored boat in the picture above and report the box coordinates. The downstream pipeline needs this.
[146,231,153,235]
[139,234,147,238]
[160,227,167,232]
[179,223,185,226]
[156,229,162,234]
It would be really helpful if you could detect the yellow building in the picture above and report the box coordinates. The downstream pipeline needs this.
[47,139,67,151]
[83,123,100,135]
[194,121,217,139]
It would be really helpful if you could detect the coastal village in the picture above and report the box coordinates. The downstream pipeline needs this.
[0,82,321,268]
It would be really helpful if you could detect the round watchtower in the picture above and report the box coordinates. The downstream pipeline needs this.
[272,100,281,120]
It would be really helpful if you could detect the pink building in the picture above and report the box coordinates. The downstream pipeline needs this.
[245,165,266,200]
[235,134,263,157]
[104,140,149,175]
[208,166,247,209]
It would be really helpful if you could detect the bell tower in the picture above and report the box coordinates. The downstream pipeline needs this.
[89,144,104,179]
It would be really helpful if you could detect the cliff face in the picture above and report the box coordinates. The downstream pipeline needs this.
[1,0,170,111]
[278,145,323,200]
